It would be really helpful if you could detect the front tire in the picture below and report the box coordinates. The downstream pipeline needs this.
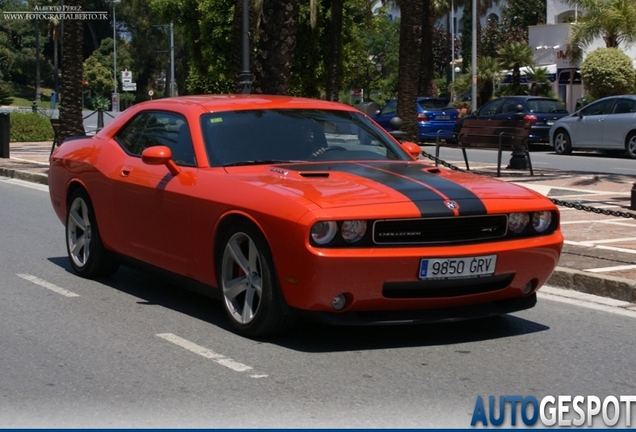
[553,129,572,155]
[625,132,636,159]
[219,221,294,338]
[66,189,119,278]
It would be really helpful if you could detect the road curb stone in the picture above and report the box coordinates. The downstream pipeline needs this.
[0,166,49,186]
[548,267,636,302]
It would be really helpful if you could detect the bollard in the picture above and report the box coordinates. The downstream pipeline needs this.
[0,112,9,158]
[631,183,636,210]
[97,108,104,130]
[388,116,409,142]
[32,100,37,113]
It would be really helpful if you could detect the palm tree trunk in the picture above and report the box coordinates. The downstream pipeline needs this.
[58,0,86,141]
[397,0,425,140]
[418,0,435,97]
[325,0,343,101]
[253,0,301,95]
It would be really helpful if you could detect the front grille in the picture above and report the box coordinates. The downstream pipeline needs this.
[373,215,507,245]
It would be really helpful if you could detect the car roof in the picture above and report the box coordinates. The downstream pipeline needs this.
[501,95,558,101]
[130,94,362,113]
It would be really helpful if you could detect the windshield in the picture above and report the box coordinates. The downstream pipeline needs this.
[201,109,409,167]
[526,99,568,113]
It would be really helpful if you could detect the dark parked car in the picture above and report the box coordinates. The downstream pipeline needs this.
[454,96,569,144]
[372,97,459,143]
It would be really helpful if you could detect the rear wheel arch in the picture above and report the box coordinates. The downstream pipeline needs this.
[553,128,572,155]
[625,131,636,158]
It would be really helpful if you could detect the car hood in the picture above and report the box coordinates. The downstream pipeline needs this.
[225,161,543,217]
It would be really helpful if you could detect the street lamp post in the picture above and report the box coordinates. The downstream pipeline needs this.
[112,0,120,111]
[471,0,477,113]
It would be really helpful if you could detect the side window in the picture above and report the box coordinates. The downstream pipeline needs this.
[115,111,196,166]
[478,99,503,116]
[613,99,636,114]
[380,100,397,116]
[580,99,613,116]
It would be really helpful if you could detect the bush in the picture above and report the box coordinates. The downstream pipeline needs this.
[9,112,54,142]
[580,48,636,99]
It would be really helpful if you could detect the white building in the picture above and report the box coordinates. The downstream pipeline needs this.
[431,0,636,111]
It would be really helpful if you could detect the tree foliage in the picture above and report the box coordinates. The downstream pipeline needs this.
[580,47,636,98]
[564,0,636,63]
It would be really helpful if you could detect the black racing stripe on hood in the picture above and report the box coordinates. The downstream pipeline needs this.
[281,162,488,216]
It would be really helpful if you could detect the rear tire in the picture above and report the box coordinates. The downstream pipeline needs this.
[625,132,636,159]
[553,129,572,155]
[66,189,119,278]
[219,220,294,338]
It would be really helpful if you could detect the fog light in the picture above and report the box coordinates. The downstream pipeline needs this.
[523,281,535,295]
[332,294,347,311]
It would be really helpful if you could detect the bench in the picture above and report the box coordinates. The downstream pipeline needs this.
[434,110,535,177]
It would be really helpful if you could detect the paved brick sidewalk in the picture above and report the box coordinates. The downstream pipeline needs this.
[2,141,636,303]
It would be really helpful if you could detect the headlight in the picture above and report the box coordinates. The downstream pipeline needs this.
[508,212,529,234]
[532,211,552,233]
[341,220,367,243]
[311,221,338,245]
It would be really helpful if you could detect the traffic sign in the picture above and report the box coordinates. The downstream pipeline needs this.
[148,90,154,97]
[122,83,137,92]
[121,70,132,84]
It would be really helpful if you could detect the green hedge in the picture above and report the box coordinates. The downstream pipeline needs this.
[8,112,55,142]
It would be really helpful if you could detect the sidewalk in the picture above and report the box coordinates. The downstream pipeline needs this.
[2,141,636,303]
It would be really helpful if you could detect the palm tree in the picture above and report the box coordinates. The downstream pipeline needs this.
[476,55,499,105]
[564,0,636,63]
[58,0,86,142]
[497,41,533,94]
[525,65,553,96]
[252,0,301,95]
[396,0,426,140]
[325,0,344,101]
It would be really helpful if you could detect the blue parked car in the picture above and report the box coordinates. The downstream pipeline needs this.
[372,97,459,143]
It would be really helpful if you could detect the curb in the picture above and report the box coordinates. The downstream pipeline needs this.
[547,267,636,303]
[0,167,49,186]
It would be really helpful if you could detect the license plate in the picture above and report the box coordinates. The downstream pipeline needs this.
[436,115,451,120]
[419,255,497,280]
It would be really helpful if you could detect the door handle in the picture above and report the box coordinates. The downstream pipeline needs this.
[120,165,132,177]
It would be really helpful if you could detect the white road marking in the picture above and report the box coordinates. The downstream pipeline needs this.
[561,220,636,227]
[0,177,48,191]
[540,286,636,319]
[17,273,80,297]
[564,236,636,246]
[584,264,636,273]
[564,240,636,255]
[156,333,267,378]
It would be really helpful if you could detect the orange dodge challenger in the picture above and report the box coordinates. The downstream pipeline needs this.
[49,95,563,338]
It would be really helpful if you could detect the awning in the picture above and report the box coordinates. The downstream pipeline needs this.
[502,64,557,84]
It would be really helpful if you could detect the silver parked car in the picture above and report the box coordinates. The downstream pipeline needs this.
[550,95,636,158]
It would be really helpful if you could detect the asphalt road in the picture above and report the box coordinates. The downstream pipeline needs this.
[423,143,636,176]
[2,177,636,428]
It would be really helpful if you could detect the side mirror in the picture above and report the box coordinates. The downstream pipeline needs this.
[141,145,181,176]
[400,141,422,159]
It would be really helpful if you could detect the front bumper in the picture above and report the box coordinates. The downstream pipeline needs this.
[294,293,537,325]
